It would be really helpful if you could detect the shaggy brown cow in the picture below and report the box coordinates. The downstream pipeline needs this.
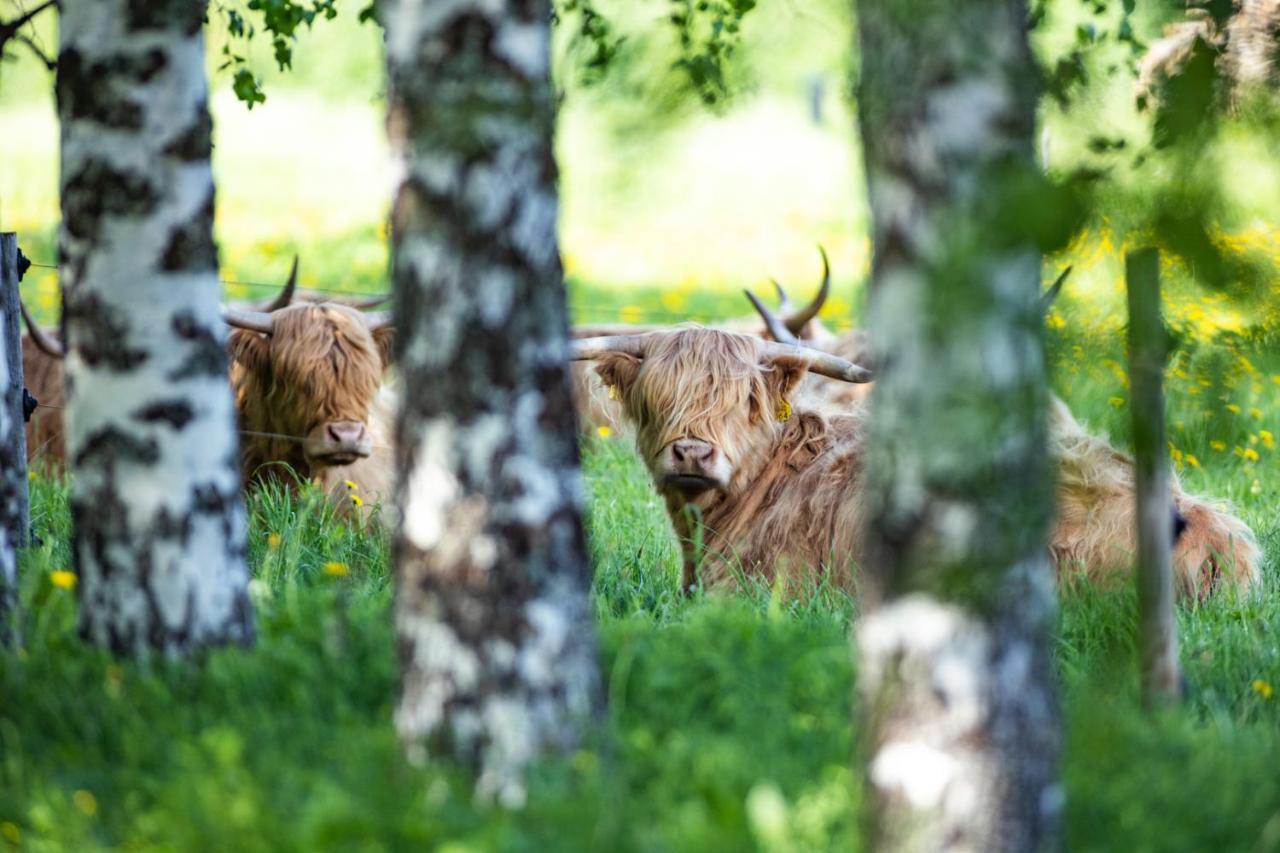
[222,303,394,508]
[19,308,66,473]
[577,327,1260,599]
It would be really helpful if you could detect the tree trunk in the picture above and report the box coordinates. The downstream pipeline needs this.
[1126,248,1183,706]
[854,1,1062,849]
[58,0,253,656]
[0,234,29,647]
[383,0,603,807]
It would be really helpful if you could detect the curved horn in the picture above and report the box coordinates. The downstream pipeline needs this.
[781,245,830,335]
[1042,265,1072,312]
[362,310,394,331]
[770,279,794,313]
[20,300,65,358]
[758,339,872,384]
[222,307,276,334]
[572,323,663,338]
[571,334,653,361]
[260,255,299,312]
[744,289,800,346]
[336,293,392,310]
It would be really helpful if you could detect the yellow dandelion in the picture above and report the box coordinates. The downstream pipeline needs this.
[1253,679,1274,700]
[322,561,350,577]
[1261,430,1274,449]
[1108,396,1125,408]
[619,305,644,323]
[1226,403,1242,414]
[344,480,358,491]
[1210,440,1227,451]
[27,470,36,481]
[266,532,282,550]
[350,494,364,508]
[50,570,76,590]
[1046,312,1066,330]
[72,789,97,817]
[661,290,687,312]
[1250,407,1263,420]
[1243,447,1260,462]
[596,425,612,438]
[1185,454,1200,468]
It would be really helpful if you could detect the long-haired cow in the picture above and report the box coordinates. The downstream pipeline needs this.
[577,327,1259,600]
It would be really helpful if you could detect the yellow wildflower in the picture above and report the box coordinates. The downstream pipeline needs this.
[350,494,364,508]
[323,562,350,577]
[1108,396,1125,409]
[1185,454,1200,468]
[619,305,644,323]
[27,470,36,481]
[1046,312,1066,330]
[1261,430,1274,449]
[1250,407,1263,420]
[1226,403,1241,414]
[266,532,282,550]
[596,425,612,438]
[50,570,76,590]
[73,790,97,817]
[1170,447,1183,463]
[661,290,688,312]
[1210,440,1227,451]
[1253,679,1274,700]
[1243,447,1260,462]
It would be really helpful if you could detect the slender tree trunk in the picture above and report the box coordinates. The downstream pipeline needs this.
[58,0,252,656]
[854,1,1062,849]
[383,0,603,806]
[0,234,29,647]
[1126,248,1182,705]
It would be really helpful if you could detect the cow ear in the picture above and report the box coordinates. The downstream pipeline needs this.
[373,327,395,370]
[227,329,269,373]
[594,353,641,398]
[764,354,807,400]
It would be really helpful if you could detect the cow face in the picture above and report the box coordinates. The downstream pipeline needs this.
[228,303,394,472]
[593,330,809,508]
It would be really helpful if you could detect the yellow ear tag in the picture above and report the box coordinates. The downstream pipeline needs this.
[776,398,792,422]
[608,385,618,401]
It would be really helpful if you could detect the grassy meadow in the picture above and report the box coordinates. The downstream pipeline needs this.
[4,1,1280,850]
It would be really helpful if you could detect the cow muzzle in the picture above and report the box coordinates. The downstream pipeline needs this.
[659,439,729,495]
[304,420,372,466]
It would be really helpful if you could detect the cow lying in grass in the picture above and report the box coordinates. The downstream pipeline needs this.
[575,327,1259,600]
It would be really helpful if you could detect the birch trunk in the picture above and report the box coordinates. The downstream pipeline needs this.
[383,0,603,806]
[1126,248,1182,705]
[854,0,1062,848]
[58,0,253,656]
[0,234,28,646]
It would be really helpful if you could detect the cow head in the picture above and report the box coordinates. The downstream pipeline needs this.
[575,328,870,510]
[224,303,393,474]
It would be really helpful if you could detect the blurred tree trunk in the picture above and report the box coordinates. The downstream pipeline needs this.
[1126,248,1183,705]
[854,0,1062,849]
[0,234,27,647]
[382,0,603,807]
[58,0,253,656]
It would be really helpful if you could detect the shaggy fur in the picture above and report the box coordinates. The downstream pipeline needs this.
[601,327,1260,600]
[228,303,394,504]
[21,333,66,473]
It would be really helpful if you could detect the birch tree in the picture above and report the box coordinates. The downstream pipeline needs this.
[58,0,253,656]
[382,0,603,806]
[853,0,1062,848]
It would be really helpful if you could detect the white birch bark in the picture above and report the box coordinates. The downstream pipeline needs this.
[0,234,26,646]
[383,0,603,806]
[854,0,1062,848]
[58,0,252,656]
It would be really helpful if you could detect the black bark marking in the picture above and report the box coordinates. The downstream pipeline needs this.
[160,190,217,272]
[132,400,195,429]
[62,291,149,370]
[74,426,160,467]
[125,0,204,34]
[62,159,161,242]
[57,48,167,130]
[168,310,227,380]
[163,106,213,161]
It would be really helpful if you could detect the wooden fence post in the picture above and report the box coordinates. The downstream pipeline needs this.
[1126,247,1182,706]
[1,232,31,645]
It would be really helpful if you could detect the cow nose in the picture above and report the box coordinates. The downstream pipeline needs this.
[672,439,714,466]
[327,421,367,446]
